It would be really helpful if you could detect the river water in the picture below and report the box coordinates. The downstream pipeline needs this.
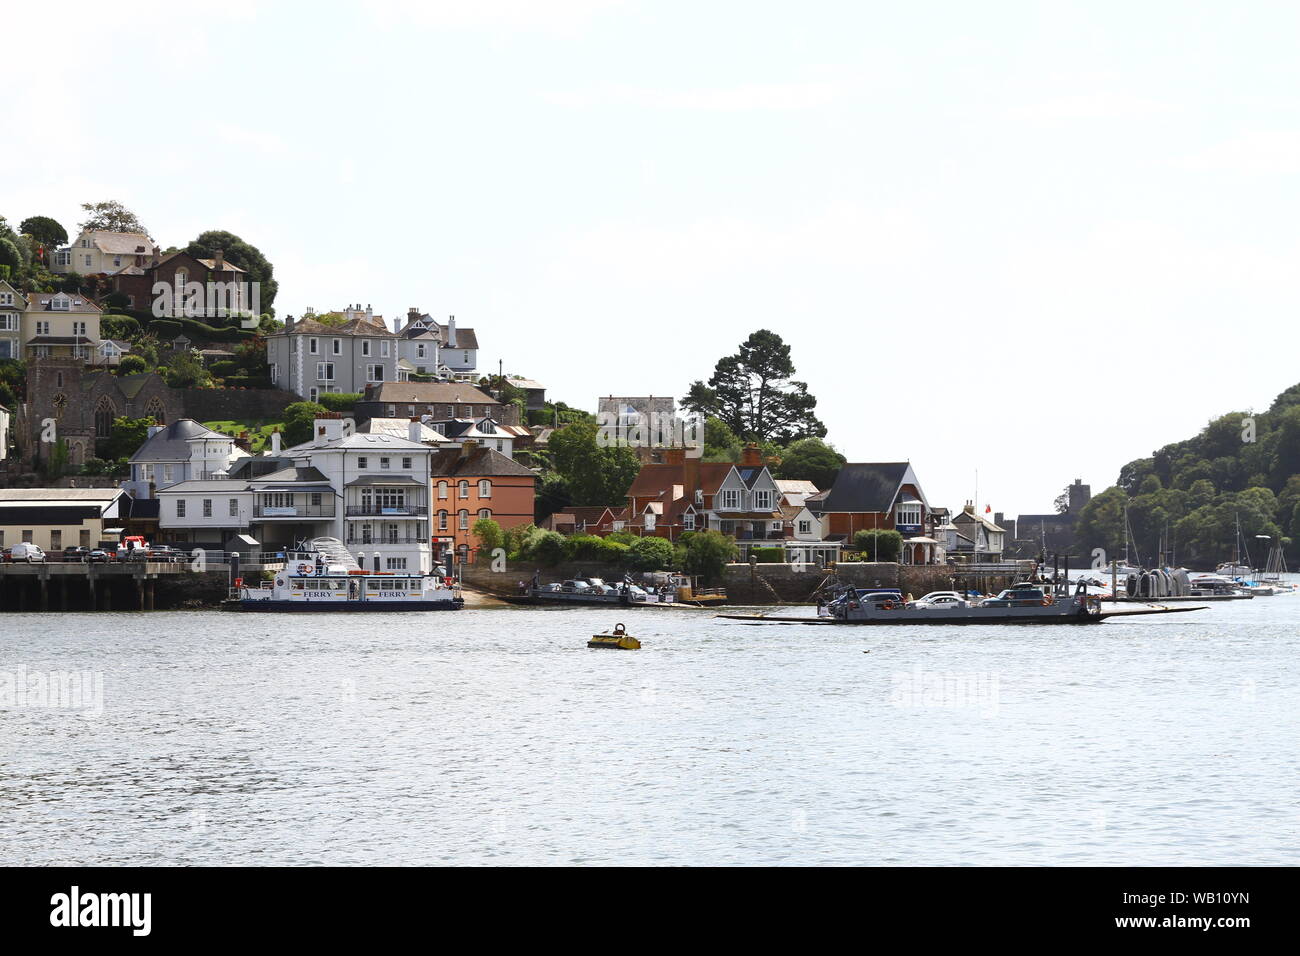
[1,590,1297,866]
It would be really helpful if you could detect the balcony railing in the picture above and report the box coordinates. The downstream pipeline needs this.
[254,502,336,518]
[345,505,427,517]
[345,537,428,545]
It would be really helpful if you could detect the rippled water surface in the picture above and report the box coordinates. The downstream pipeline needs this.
[2,591,1298,865]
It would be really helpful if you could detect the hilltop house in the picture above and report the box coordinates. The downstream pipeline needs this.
[429,442,537,562]
[354,382,517,426]
[805,462,942,565]
[50,229,160,275]
[0,281,26,360]
[397,310,478,380]
[265,307,397,400]
[22,291,102,361]
[106,249,252,317]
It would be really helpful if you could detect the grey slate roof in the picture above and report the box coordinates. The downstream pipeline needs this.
[248,465,333,487]
[428,446,537,478]
[128,419,231,463]
[807,463,910,514]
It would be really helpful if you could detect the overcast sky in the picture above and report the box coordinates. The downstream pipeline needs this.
[5,1,1298,515]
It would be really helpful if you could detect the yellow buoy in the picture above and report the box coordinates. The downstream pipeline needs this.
[587,622,641,650]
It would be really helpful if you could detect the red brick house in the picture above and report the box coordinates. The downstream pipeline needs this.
[543,506,618,534]
[804,462,939,564]
[619,445,785,549]
[429,441,537,561]
[106,249,251,317]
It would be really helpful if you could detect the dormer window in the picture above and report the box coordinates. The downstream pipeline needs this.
[896,502,922,526]
[50,296,70,311]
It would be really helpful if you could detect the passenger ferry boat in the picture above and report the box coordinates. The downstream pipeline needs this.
[234,538,463,611]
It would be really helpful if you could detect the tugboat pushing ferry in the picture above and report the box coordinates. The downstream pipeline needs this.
[233,538,463,611]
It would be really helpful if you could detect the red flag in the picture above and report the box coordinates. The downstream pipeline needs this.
[985,505,991,513]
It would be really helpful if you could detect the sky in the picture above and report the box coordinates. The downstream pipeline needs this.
[4,1,1298,516]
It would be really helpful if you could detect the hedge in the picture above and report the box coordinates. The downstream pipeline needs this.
[318,392,362,412]
[751,547,785,563]
[562,534,629,564]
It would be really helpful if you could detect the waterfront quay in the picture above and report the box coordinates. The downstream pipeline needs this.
[0,558,271,612]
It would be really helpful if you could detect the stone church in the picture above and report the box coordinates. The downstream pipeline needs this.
[22,358,180,467]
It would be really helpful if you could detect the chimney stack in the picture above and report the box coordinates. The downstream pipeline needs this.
[314,413,344,446]
[740,442,762,467]
[408,417,423,443]
[271,430,282,454]
[214,248,224,271]
[447,315,458,348]
[459,438,477,460]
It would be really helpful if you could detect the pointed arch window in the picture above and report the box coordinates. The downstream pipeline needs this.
[94,397,117,437]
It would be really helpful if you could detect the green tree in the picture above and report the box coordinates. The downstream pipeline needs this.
[522,528,566,566]
[117,355,149,376]
[774,437,845,490]
[547,422,641,506]
[701,416,741,462]
[102,416,156,461]
[281,401,329,447]
[472,518,504,560]
[535,472,572,522]
[43,438,69,479]
[851,528,903,562]
[627,535,675,571]
[186,230,278,314]
[1075,486,1128,558]
[101,314,142,339]
[164,350,212,388]
[683,529,737,583]
[683,329,825,443]
[19,215,67,249]
[0,237,21,274]
[79,200,149,235]
[0,359,25,408]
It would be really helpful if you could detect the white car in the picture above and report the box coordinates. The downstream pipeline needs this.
[911,590,968,609]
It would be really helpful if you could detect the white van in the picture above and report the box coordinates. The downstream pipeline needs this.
[9,542,46,563]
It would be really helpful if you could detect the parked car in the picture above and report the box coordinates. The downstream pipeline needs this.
[62,545,91,562]
[983,587,1051,608]
[87,549,112,564]
[9,542,47,563]
[911,591,969,609]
